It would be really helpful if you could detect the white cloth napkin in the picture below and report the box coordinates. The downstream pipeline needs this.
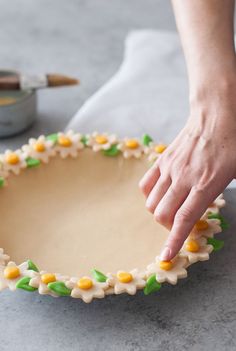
[66,29,235,188]
[66,30,189,143]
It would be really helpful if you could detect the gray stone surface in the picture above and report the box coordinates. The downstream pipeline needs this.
[0,1,236,350]
[0,0,175,151]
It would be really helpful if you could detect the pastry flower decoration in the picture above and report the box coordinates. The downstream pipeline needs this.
[22,135,55,163]
[146,256,188,285]
[144,142,167,162]
[190,218,222,239]
[0,248,9,266]
[65,276,108,303]
[0,261,29,291]
[117,138,144,158]
[28,270,67,297]
[107,269,146,295]
[179,237,213,264]
[55,130,84,158]
[1,149,27,175]
[207,194,226,214]
[86,132,118,151]
[213,194,226,208]
[0,160,8,179]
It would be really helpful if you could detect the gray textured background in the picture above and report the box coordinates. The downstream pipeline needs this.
[0,1,236,350]
[0,0,175,150]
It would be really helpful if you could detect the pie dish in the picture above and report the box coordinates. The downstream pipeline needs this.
[0,131,227,302]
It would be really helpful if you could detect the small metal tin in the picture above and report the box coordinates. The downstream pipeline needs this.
[0,70,37,138]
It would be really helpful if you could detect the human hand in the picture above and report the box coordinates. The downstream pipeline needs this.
[139,81,236,261]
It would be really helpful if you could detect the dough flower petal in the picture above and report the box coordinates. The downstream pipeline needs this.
[190,219,222,239]
[0,261,30,291]
[29,271,67,297]
[179,237,213,264]
[144,142,167,162]
[107,269,146,295]
[86,132,118,151]
[0,160,9,179]
[146,256,188,285]
[0,248,10,266]
[1,149,27,175]
[55,131,84,158]
[206,194,226,214]
[65,276,108,303]
[22,135,55,163]
[117,138,144,158]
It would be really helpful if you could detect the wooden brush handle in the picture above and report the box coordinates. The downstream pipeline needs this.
[47,74,79,87]
[0,74,79,90]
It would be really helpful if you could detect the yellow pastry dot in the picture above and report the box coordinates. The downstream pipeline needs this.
[159,260,173,271]
[155,144,167,153]
[41,273,56,284]
[77,277,93,290]
[95,135,108,145]
[186,240,200,253]
[195,220,209,231]
[125,139,139,149]
[58,136,72,147]
[117,272,133,283]
[6,153,20,165]
[4,266,20,279]
[34,142,46,153]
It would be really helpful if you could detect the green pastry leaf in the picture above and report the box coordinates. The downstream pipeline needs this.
[16,277,37,292]
[46,133,58,143]
[103,144,120,157]
[142,134,153,146]
[81,135,88,146]
[143,274,162,295]
[48,281,71,296]
[207,213,229,230]
[207,237,224,252]
[26,157,41,168]
[27,259,39,272]
[91,269,107,282]
[0,177,5,188]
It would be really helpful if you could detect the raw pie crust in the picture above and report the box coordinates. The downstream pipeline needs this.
[0,131,226,302]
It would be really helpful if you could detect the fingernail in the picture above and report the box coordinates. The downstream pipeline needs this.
[139,178,145,188]
[160,247,172,261]
[145,198,151,207]
[145,199,153,211]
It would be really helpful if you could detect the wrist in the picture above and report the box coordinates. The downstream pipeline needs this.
[189,66,236,108]
[189,72,236,120]
[187,53,236,92]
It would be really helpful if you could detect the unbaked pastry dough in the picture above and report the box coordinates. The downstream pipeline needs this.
[0,149,169,276]
[0,132,226,301]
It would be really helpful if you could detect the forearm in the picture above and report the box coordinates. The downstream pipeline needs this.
[172,0,236,96]
[140,1,236,261]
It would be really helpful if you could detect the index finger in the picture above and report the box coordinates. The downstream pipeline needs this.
[160,187,214,261]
